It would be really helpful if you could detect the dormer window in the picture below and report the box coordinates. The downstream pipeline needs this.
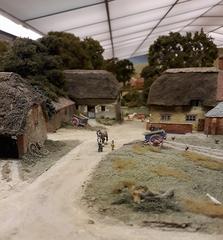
[190,100,201,107]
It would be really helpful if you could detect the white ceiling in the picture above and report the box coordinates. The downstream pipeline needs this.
[1,0,223,59]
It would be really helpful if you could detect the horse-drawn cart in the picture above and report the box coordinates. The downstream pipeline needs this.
[72,114,88,127]
[144,129,167,146]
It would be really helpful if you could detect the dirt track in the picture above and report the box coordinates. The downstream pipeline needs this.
[0,121,222,240]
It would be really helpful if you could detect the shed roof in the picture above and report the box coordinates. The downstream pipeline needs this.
[148,68,218,107]
[0,72,44,136]
[53,97,75,112]
[64,70,120,105]
[205,102,223,118]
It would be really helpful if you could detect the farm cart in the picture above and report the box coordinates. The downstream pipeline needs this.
[144,130,167,146]
[72,114,88,127]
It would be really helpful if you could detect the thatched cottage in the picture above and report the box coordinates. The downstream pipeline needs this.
[0,72,47,158]
[64,70,121,119]
[47,97,75,132]
[147,67,218,133]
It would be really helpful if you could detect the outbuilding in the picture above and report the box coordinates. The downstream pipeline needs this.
[0,72,47,158]
[47,97,75,132]
[204,102,223,135]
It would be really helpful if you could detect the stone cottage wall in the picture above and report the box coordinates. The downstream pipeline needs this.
[149,105,208,131]
[47,105,75,132]
[18,105,47,155]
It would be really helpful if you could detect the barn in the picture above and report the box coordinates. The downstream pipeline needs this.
[0,72,47,158]
[205,102,223,135]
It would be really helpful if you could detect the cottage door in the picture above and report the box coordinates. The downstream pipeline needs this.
[197,119,205,131]
[87,106,96,119]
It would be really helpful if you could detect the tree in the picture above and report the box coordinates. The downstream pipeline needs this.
[0,41,10,56]
[40,32,91,70]
[148,30,218,71]
[1,38,65,100]
[142,30,218,101]
[81,37,104,69]
[103,58,118,75]
[116,59,134,86]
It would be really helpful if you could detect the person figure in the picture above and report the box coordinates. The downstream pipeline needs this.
[111,140,115,151]
[98,141,103,152]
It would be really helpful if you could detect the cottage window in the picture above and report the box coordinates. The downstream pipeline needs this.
[161,114,171,121]
[101,106,106,112]
[190,100,201,106]
[186,115,196,121]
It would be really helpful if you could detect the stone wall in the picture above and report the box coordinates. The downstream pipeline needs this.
[47,105,75,132]
[17,105,47,156]
[149,105,209,131]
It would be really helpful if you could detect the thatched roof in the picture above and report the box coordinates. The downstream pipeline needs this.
[0,72,44,136]
[53,97,75,112]
[64,70,120,105]
[148,68,218,107]
[205,102,223,117]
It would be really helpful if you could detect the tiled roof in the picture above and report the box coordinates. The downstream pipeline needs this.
[205,102,223,118]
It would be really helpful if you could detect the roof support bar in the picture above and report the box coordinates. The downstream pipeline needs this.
[179,0,223,32]
[130,0,179,57]
[104,0,114,58]
[24,1,111,22]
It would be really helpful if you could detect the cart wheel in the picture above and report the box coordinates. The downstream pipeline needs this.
[72,117,80,126]
[149,134,162,145]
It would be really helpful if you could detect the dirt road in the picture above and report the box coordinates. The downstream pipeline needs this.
[0,121,222,240]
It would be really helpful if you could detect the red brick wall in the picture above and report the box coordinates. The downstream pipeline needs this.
[205,117,223,135]
[146,122,192,134]
[217,57,223,101]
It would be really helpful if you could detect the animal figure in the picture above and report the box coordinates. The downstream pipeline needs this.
[127,112,137,120]
[171,136,175,141]
[96,130,108,144]
[215,139,220,144]
[185,146,189,151]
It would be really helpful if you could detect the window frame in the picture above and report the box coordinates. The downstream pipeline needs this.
[185,114,196,122]
[160,113,171,121]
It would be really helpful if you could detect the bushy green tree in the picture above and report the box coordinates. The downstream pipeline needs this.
[142,30,218,102]
[104,58,135,86]
[81,37,104,69]
[1,38,65,100]
[0,41,10,56]
[148,30,217,71]
[40,32,91,69]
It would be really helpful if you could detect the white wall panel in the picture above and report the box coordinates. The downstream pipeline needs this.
[27,4,107,33]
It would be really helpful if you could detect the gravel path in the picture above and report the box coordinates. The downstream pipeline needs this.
[0,121,222,240]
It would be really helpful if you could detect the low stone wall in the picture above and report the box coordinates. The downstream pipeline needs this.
[146,122,193,134]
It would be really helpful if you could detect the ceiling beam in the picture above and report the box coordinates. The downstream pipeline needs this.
[130,0,180,57]
[104,0,114,58]
[179,0,223,31]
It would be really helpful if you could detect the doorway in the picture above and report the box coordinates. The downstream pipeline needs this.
[87,106,96,119]
[0,135,19,158]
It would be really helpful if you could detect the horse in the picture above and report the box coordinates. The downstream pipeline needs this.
[96,129,108,144]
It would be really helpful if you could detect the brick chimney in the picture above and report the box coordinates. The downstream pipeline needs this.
[217,56,223,101]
